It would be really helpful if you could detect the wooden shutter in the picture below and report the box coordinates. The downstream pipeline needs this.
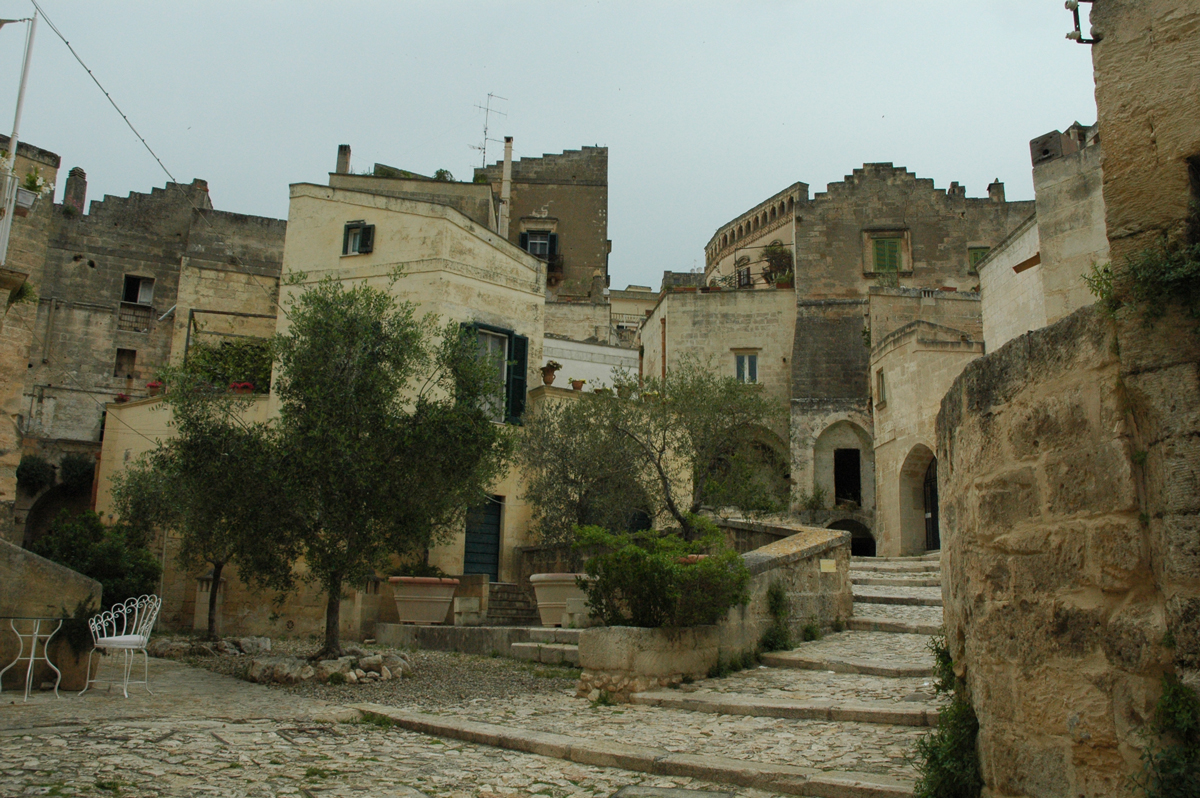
[874,238,900,272]
[358,224,374,254]
[505,333,528,424]
[342,224,352,255]
[519,232,529,251]
[547,234,558,258]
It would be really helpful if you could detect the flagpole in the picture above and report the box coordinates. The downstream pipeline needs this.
[0,10,39,269]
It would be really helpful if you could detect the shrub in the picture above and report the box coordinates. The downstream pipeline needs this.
[185,337,274,392]
[759,580,792,652]
[913,631,982,798]
[59,452,96,494]
[16,454,55,494]
[1135,674,1200,798]
[575,519,749,628]
[30,510,160,609]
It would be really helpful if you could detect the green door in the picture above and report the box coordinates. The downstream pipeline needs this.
[464,496,502,581]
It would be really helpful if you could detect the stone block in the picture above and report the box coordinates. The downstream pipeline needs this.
[1006,389,1093,459]
[1085,519,1149,591]
[578,626,719,679]
[1162,513,1200,583]
[453,597,482,626]
[1043,443,1138,518]
[976,467,1040,532]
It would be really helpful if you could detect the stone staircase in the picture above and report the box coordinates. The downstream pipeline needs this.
[509,627,580,666]
[484,582,541,626]
[845,552,944,635]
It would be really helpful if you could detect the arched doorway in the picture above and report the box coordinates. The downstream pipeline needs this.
[898,444,937,554]
[828,518,875,557]
[812,420,874,512]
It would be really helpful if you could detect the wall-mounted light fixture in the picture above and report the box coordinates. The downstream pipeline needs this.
[1065,0,1101,44]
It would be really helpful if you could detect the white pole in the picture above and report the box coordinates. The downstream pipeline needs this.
[0,11,39,269]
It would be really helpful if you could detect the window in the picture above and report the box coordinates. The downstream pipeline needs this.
[873,238,902,272]
[519,230,557,260]
[968,247,990,272]
[875,369,887,406]
[735,353,758,384]
[464,322,529,424]
[122,275,154,305]
[114,348,137,379]
[342,221,375,255]
[737,267,752,288]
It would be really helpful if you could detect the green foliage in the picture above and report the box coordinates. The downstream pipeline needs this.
[913,630,982,798]
[799,485,827,512]
[801,620,822,642]
[59,597,99,657]
[517,393,648,545]
[914,696,983,798]
[274,274,510,655]
[30,511,160,609]
[432,168,454,182]
[15,454,54,494]
[327,671,346,686]
[387,561,449,578]
[185,337,274,392]
[707,647,761,678]
[111,367,301,639]
[1087,240,1200,326]
[761,242,794,284]
[831,616,846,633]
[759,580,792,653]
[1135,675,1200,798]
[575,519,749,628]
[590,690,615,707]
[59,452,95,494]
[7,279,37,306]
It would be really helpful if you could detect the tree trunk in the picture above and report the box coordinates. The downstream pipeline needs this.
[322,578,342,658]
[206,560,225,641]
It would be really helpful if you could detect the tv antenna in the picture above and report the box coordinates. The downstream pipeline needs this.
[471,93,508,168]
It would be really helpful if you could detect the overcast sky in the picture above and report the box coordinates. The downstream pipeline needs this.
[0,1,1097,290]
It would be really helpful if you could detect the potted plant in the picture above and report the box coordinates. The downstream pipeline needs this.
[114,392,130,403]
[570,377,586,391]
[540,360,563,386]
[14,168,52,218]
[146,381,163,397]
[230,381,254,395]
[387,563,459,625]
[530,573,590,627]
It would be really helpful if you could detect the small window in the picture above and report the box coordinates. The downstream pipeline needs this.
[876,369,887,406]
[873,238,902,272]
[519,230,558,260]
[968,247,990,271]
[477,330,509,421]
[122,276,154,305]
[342,221,375,255]
[114,348,137,379]
[736,353,758,384]
[465,322,529,424]
[737,267,752,288]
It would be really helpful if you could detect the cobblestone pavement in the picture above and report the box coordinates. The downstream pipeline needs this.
[851,604,944,626]
[673,667,935,704]
[776,633,933,671]
[0,660,792,798]
[851,585,943,603]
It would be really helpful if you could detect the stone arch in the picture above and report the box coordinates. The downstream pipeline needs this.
[752,218,759,231]
[769,206,777,222]
[737,224,743,238]
[812,420,875,514]
[721,233,728,248]
[787,197,795,213]
[779,201,786,216]
[898,443,938,554]
[828,518,875,557]
[761,212,768,226]
[701,426,790,512]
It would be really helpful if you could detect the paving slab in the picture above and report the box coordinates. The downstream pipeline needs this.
[760,632,934,678]
[630,691,939,727]
[852,586,943,607]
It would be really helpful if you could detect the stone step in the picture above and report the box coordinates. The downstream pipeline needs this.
[847,617,942,636]
[510,641,579,666]
[760,650,933,679]
[851,576,941,587]
[528,628,581,644]
[853,552,940,563]
[352,703,916,798]
[631,691,940,727]
[849,562,941,574]
[853,592,943,608]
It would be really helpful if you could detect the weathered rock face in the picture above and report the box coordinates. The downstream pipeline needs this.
[938,306,1198,797]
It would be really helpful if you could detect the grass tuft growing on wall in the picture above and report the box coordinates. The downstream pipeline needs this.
[913,631,982,798]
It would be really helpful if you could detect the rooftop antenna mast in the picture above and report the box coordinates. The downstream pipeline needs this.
[471,93,508,168]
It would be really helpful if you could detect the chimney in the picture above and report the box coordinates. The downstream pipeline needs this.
[336,144,351,175]
[64,167,87,214]
[947,181,965,198]
[498,137,514,238]
[987,179,1005,203]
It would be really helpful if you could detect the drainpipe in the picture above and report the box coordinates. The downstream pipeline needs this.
[660,316,667,378]
[498,137,513,238]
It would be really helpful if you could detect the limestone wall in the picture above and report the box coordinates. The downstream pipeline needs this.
[978,215,1045,351]
[937,307,1180,797]
[543,300,612,344]
[541,336,637,390]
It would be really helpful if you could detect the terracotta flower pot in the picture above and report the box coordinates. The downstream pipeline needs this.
[541,367,558,386]
[571,380,584,391]
[529,573,588,627]
[388,576,460,625]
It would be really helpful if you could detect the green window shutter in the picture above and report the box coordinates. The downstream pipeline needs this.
[505,334,528,424]
[359,225,374,254]
[342,224,352,255]
[547,234,558,258]
[874,238,900,272]
[519,232,529,251]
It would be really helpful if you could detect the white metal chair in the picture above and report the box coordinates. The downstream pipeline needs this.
[79,595,162,698]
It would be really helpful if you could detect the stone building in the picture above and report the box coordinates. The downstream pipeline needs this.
[7,167,286,546]
[938,1,1200,794]
[0,136,60,534]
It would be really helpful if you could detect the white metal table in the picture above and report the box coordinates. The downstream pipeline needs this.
[0,616,64,701]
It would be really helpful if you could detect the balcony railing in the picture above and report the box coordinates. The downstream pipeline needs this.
[118,302,153,333]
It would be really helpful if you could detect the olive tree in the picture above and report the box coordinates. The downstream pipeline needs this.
[274,275,511,657]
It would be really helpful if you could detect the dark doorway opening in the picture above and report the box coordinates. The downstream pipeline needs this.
[924,459,940,551]
[833,448,862,506]
[829,518,875,557]
[464,495,502,581]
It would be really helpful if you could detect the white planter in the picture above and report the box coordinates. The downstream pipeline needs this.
[13,187,37,217]
[530,573,587,627]
[387,576,459,625]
